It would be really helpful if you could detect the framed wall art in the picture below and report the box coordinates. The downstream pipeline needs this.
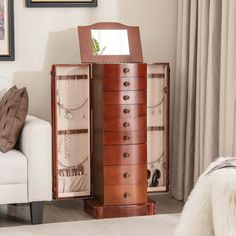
[0,0,14,61]
[26,0,97,8]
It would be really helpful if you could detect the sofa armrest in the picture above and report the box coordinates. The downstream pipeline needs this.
[18,115,52,202]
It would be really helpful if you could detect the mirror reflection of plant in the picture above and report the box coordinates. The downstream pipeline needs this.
[92,37,107,55]
[92,37,100,55]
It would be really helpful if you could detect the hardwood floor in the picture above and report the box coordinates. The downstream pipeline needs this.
[0,194,183,227]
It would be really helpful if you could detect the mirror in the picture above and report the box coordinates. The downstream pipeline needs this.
[78,22,143,63]
[91,30,130,56]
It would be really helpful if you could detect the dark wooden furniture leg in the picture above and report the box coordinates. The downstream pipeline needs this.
[30,202,44,224]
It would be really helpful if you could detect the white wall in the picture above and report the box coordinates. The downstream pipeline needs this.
[0,0,178,121]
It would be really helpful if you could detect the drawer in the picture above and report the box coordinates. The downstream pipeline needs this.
[103,64,147,78]
[104,164,147,186]
[104,117,146,131]
[103,144,147,166]
[103,76,146,91]
[104,184,147,206]
[103,91,146,105]
[103,130,146,145]
[104,104,146,119]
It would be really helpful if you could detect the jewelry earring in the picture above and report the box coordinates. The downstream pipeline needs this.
[65,110,73,119]
[77,164,84,176]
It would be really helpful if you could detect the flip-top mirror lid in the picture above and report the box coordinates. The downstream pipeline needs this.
[78,22,143,63]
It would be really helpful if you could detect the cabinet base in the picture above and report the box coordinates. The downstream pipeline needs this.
[84,199,156,219]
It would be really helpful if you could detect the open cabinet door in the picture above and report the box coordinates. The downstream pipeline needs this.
[147,63,170,193]
[51,64,91,199]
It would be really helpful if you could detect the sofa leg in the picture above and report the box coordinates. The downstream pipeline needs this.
[30,202,44,224]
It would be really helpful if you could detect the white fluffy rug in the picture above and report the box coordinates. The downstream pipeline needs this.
[0,214,179,236]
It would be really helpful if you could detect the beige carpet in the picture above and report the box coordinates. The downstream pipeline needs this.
[0,214,179,236]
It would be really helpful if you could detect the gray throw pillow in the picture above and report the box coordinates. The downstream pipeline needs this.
[0,86,28,153]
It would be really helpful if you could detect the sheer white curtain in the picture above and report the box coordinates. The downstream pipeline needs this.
[171,0,236,201]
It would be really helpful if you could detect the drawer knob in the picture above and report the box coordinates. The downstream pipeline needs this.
[124,192,131,199]
[123,109,130,114]
[123,136,130,141]
[123,152,130,158]
[123,81,130,87]
[123,122,130,128]
[123,172,131,179]
[123,95,130,101]
[123,68,130,73]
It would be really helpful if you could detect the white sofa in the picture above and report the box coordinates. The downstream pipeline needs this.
[0,77,52,224]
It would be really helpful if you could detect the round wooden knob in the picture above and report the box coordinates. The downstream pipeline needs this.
[123,68,130,73]
[124,192,131,199]
[123,122,130,128]
[123,81,130,87]
[123,172,131,179]
[123,136,130,141]
[123,109,130,114]
[123,95,130,101]
[123,153,130,158]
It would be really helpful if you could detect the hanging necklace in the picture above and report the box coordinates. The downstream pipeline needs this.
[64,130,71,159]
[57,79,88,120]
[147,78,165,116]
[57,131,72,159]
[57,98,88,119]
[147,97,165,109]
[58,156,89,177]
[148,152,164,166]
[58,134,63,153]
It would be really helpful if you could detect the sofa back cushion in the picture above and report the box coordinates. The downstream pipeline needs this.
[0,76,12,100]
[0,86,28,153]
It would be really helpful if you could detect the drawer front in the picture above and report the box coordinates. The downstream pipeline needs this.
[104,164,147,186]
[103,144,146,166]
[103,76,146,91]
[104,184,147,206]
[104,117,146,131]
[103,64,147,78]
[104,104,146,119]
[103,131,146,145]
[104,91,146,105]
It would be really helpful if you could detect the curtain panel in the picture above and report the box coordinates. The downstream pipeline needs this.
[171,0,236,201]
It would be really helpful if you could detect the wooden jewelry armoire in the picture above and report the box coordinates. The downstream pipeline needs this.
[51,22,169,219]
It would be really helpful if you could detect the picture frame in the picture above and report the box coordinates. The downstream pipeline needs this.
[25,0,97,8]
[0,0,14,61]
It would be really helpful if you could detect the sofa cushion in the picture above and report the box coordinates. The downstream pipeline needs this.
[0,86,28,153]
[0,149,27,184]
[0,75,11,100]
